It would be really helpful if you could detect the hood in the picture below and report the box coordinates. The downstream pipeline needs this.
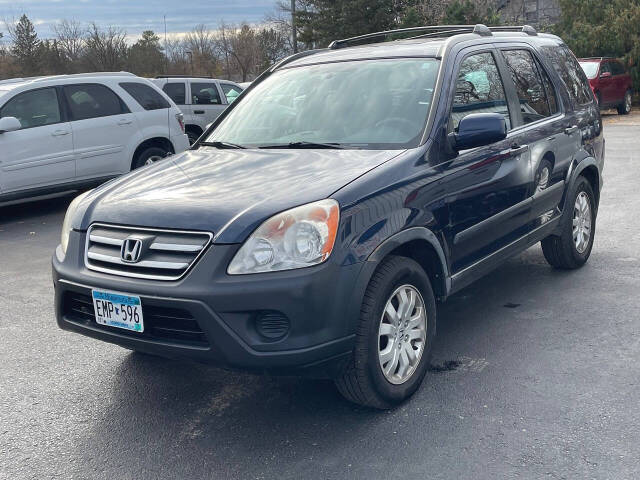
[80,146,402,243]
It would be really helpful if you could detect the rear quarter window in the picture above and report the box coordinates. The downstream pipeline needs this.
[120,82,170,110]
[541,45,593,106]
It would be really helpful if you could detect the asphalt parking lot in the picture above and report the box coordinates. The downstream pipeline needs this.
[1,112,639,480]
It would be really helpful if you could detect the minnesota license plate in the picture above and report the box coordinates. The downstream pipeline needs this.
[92,289,144,333]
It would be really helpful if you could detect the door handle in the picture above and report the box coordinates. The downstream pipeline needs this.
[117,119,133,125]
[194,110,205,114]
[51,130,70,136]
[509,144,529,156]
[564,125,579,135]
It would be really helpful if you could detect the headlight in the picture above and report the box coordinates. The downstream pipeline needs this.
[60,190,91,256]
[228,199,340,274]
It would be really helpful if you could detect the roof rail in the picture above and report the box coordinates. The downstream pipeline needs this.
[269,48,324,71]
[328,24,538,49]
[155,75,215,79]
[0,72,137,87]
[0,77,36,85]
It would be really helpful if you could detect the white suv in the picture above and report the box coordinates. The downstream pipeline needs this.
[0,72,189,205]
[151,76,244,144]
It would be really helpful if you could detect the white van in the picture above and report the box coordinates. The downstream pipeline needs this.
[151,76,244,144]
[0,72,189,205]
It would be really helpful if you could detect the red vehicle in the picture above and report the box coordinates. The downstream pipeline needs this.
[579,57,633,114]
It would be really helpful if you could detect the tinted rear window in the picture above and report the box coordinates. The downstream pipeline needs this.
[541,45,592,105]
[162,82,186,105]
[120,82,170,110]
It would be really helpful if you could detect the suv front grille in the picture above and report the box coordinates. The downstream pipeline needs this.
[85,224,212,280]
[63,291,209,346]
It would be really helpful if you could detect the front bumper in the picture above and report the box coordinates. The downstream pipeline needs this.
[53,230,368,377]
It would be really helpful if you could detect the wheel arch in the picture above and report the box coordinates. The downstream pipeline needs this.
[367,227,450,301]
[131,137,175,170]
[185,124,203,137]
[569,158,601,209]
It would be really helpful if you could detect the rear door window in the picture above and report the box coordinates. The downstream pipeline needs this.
[538,59,559,115]
[502,49,556,124]
[541,45,592,105]
[0,87,61,129]
[191,83,222,105]
[451,51,511,130]
[162,82,186,105]
[64,84,128,121]
[120,82,170,110]
[611,61,626,76]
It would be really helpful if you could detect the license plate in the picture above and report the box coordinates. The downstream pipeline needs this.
[92,289,144,333]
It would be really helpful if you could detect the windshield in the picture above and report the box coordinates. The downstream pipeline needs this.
[579,62,599,79]
[205,58,440,149]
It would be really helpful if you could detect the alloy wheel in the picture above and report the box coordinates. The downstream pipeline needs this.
[145,155,164,166]
[625,92,632,113]
[378,284,427,385]
[573,191,592,254]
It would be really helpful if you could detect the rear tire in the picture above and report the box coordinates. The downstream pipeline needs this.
[132,146,169,170]
[617,90,632,115]
[335,256,436,409]
[541,176,596,269]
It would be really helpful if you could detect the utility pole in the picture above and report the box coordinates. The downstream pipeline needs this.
[163,15,168,75]
[291,0,298,53]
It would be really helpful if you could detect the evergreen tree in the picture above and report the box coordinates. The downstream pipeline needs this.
[554,0,640,91]
[295,0,396,48]
[11,14,41,76]
[128,30,165,76]
[443,0,501,25]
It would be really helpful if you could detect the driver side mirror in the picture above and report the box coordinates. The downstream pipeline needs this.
[449,113,507,151]
[0,116,22,134]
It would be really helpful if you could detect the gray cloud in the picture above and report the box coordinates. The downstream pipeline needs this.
[0,0,276,39]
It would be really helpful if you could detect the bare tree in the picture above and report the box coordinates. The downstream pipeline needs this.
[164,38,190,75]
[53,19,85,68]
[185,24,218,76]
[83,23,128,71]
[229,24,260,82]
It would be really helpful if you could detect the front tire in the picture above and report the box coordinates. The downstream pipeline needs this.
[335,256,436,409]
[541,176,596,269]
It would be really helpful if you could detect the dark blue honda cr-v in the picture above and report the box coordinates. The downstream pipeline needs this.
[53,24,604,408]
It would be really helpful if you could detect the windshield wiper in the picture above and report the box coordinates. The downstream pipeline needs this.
[200,141,246,149]
[258,141,345,149]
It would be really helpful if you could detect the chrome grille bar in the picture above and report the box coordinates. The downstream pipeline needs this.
[85,223,213,281]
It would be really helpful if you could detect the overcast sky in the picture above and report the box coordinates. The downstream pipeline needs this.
[0,0,278,40]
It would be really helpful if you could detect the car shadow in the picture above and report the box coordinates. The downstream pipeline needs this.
[0,192,75,225]
[68,246,594,477]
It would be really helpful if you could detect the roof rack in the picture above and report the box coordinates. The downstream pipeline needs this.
[328,24,537,49]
